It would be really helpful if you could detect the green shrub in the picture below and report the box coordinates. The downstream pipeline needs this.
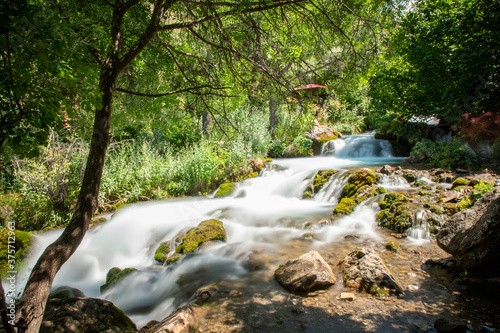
[409,138,478,169]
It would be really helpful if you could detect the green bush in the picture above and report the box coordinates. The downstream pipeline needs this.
[410,138,478,169]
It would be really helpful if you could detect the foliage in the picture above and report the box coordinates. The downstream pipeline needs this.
[290,135,313,156]
[369,0,500,125]
[0,229,33,277]
[409,138,478,169]
[470,181,495,204]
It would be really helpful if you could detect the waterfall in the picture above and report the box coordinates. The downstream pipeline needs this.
[17,133,411,328]
[321,133,395,158]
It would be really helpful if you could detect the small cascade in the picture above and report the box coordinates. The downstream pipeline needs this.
[313,171,348,203]
[407,209,431,243]
[321,133,395,158]
[380,175,409,189]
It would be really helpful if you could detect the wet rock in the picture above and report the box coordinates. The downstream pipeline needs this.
[422,257,457,273]
[49,286,85,299]
[246,252,274,271]
[318,219,331,227]
[344,234,360,240]
[437,187,500,277]
[306,124,341,155]
[177,219,226,253]
[40,297,137,333]
[385,241,400,252]
[379,165,394,175]
[339,248,404,296]
[434,318,468,333]
[195,285,218,304]
[339,292,356,301]
[274,251,336,294]
[140,321,160,333]
[101,267,137,293]
[150,304,198,333]
[155,241,181,264]
[439,190,462,203]
[332,168,386,217]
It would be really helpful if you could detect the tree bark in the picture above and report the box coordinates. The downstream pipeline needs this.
[269,98,278,134]
[14,68,117,333]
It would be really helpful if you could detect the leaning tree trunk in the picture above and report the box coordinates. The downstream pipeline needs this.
[14,68,118,333]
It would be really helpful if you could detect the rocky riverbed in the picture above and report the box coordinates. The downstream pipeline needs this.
[17,156,500,333]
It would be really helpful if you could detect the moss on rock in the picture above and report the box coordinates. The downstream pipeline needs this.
[100,267,137,293]
[452,178,469,189]
[177,219,226,253]
[0,229,33,277]
[341,169,381,199]
[154,241,173,263]
[379,193,409,210]
[385,241,400,252]
[333,198,357,216]
[377,203,414,233]
[214,183,236,198]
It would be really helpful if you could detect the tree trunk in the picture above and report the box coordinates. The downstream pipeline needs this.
[202,110,210,139]
[14,68,117,333]
[269,98,278,135]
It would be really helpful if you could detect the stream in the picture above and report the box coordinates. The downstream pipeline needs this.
[19,133,437,328]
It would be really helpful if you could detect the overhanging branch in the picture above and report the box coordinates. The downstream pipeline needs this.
[159,0,308,31]
[116,85,231,97]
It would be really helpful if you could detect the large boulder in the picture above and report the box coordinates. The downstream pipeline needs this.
[306,124,341,155]
[339,248,404,296]
[40,297,137,333]
[274,251,336,294]
[437,186,500,277]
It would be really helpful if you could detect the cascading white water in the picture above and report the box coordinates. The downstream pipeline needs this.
[321,132,395,158]
[17,133,411,328]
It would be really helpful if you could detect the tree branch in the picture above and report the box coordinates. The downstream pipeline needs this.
[116,85,230,97]
[159,0,307,31]
[87,45,104,67]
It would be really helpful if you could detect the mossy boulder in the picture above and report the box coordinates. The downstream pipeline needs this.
[214,183,236,198]
[452,178,469,189]
[303,169,338,199]
[403,173,416,183]
[341,168,381,199]
[154,241,182,264]
[313,170,338,192]
[377,203,416,233]
[100,267,137,293]
[0,229,33,277]
[49,286,85,299]
[333,186,386,217]
[385,241,400,252]
[379,193,409,210]
[176,219,226,254]
[41,297,137,333]
[333,198,357,216]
